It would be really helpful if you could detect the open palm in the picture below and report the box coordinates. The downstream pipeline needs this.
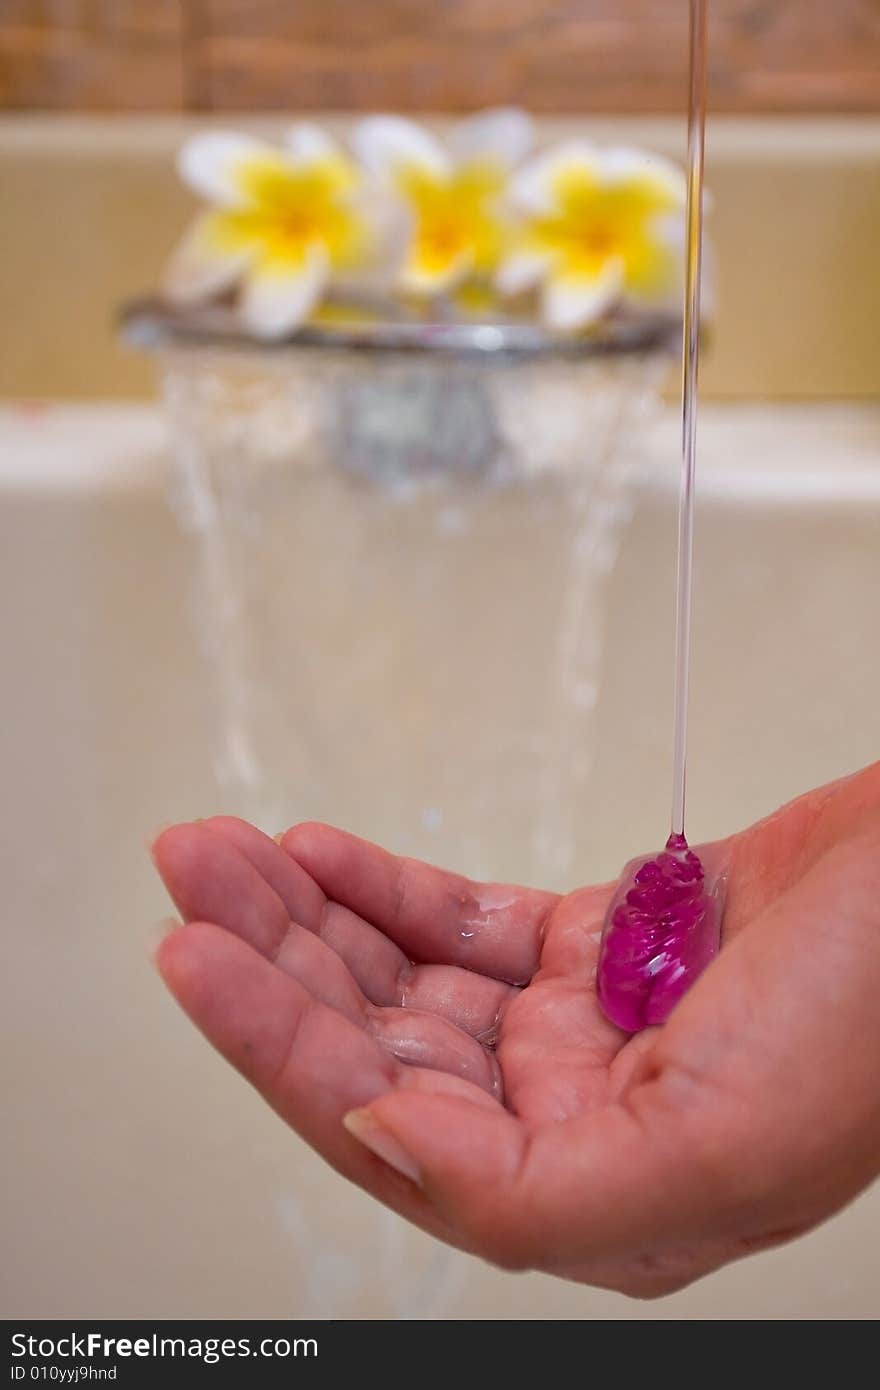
[153,763,880,1296]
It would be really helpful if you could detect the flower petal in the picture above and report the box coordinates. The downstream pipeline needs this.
[495,246,555,296]
[543,257,624,332]
[332,187,413,291]
[162,211,257,304]
[450,107,533,170]
[282,122,359,202]
[284,122,343,165]
[241,244,329,339]
[599,146,687,206]
[353,115,451,184]
[506,141,601,216]
[403,247,478,296]
[177,132,278,207]
[621,209,685,307]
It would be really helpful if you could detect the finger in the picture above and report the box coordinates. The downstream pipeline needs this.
[155,923,503,1249]
[155,831,502,1093]
[194,818,514,1036]
[155,822,514,1039]
[156,922,392,1137]
[316,900,516,1040]
[157,929,719,1277]
[201,816,326,929]
[344,1076,732,1275]
[153,822,289,958]
[263,923,502,1096]
[342,1089,529,1264]
[265,920,503,1095]
[369,1008,502,1098]
[281,823,557,983]
[155,823,380,1024]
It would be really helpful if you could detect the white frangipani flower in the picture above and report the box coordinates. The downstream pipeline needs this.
[164,125,398,339]
[353,108,533,295]
[497,143,688,332]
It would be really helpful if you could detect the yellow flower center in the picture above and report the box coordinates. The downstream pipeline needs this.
[398,160,509,284]
[208,152,365,270]
[534,165,680,291]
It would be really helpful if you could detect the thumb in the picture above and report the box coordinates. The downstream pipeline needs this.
[343,1091,531,1267]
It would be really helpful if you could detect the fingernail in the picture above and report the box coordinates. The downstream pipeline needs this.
[148,916,180,961]
[343,1109,421,1186]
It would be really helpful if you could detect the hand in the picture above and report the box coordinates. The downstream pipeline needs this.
[152,763,880,1296]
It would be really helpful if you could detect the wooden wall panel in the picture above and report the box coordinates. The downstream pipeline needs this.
[1,1,879,113]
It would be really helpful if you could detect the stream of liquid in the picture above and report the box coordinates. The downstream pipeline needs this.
[596,0,720,1032]
[671,0,708,843]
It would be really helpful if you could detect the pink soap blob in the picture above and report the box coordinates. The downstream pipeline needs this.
[597,834,722,1033]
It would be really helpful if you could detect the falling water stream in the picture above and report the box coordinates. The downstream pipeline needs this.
[160,343,662,1316]
[162,347,662,886]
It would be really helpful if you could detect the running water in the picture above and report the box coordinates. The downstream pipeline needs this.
[597,0,723,1032]
[162,347,658,1315]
